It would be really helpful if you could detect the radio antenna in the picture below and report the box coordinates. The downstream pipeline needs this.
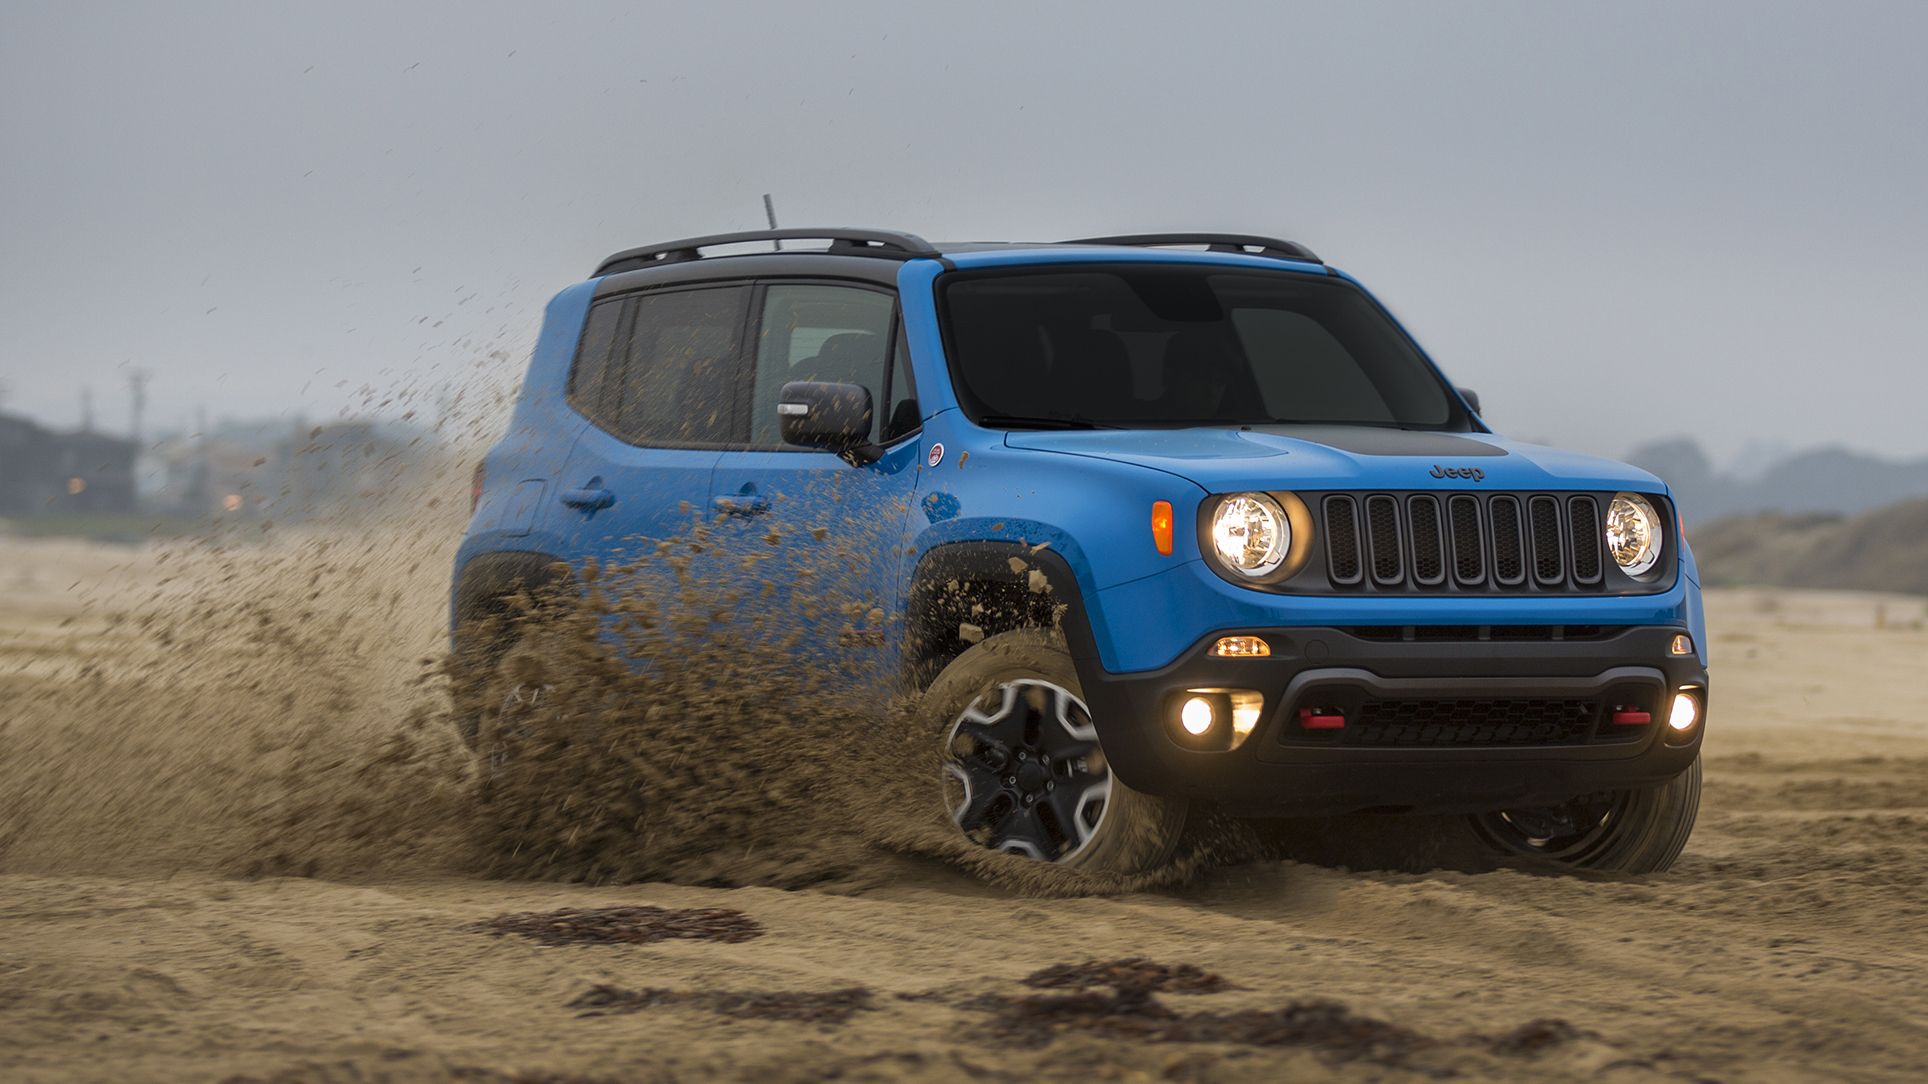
[762,194,781,250]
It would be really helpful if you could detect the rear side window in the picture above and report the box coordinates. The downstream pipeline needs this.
[566,299,627,427]
[566,286,750,446]
[617,286,749,446]
[748,284,895,446]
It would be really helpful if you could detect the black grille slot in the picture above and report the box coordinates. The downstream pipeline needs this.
[1281,680,1658,747]
[1349,698,1598,747]
[1365,495,1403,585]
[1448,495,1484,584]
[1324,495,1362,584]
[1489,496,1525,585]
[1528,496,1565,584]
[1406,496,1446,585]
[1567,497,1603,583]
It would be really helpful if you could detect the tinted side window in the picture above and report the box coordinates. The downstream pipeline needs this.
[566,299,628,429]
[750,284,895,446]
[615,285,749,446]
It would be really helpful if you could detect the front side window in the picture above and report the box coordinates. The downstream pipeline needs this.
[614,285,749,446]
[940,266,1462,429]
[749,284,896,446]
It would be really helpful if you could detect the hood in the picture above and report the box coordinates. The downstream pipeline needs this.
[1002,425,1667,494]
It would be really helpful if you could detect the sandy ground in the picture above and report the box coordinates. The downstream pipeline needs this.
[1,534,1925,1082]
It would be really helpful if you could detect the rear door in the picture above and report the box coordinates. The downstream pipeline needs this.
[707,280,924,679]
[552,284,751,568]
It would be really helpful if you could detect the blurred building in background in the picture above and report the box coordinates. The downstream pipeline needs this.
[0,410,137,514]
[144,417,432,520]
[4,405,435,526]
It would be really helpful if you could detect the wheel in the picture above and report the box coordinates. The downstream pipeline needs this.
[1468,755,1701,874]
[450,633,543,751]
[454,638,555,804]
[449,587,568,750]
[923,629,1187,875]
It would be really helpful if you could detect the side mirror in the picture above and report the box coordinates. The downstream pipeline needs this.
[1457,387,1482,415]
[778,381,880,465]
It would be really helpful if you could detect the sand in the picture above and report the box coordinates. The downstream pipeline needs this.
[1,532,1924,1082]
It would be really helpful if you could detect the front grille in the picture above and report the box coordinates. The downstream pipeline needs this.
[1321,492,1612,594]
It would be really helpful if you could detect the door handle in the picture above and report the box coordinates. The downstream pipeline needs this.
[711,494,771,516]
[560,485,615,510]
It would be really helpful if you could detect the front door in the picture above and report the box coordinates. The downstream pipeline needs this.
[707,281,923,688]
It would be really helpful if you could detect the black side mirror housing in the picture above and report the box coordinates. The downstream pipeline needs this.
[778,381,881,465]
[1457,387,1482,415]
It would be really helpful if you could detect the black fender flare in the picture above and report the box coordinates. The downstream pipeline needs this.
[450,550,571,656]
[905,541,1103,672]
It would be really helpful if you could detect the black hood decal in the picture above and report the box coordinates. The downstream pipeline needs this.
[1246,425,1509,458]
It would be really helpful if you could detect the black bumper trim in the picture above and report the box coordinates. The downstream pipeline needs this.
[1074,625,1706,815]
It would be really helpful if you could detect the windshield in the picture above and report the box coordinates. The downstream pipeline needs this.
[940,265,1465,430]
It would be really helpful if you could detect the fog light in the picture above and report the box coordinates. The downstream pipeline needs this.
[1209,635,1271,658]
[1670,634,1694,657]
[1167,689,1263,751]
[1668,690,1701,732]
[1180,696,1215,735]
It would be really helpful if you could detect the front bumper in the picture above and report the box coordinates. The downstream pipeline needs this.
[1076,626,1707,816]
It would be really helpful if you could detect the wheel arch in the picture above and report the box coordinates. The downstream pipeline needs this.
[450,549,573,657]
[904,540,1103,689]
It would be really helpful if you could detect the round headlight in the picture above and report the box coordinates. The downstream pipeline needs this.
[1209,493,1289,577]
[1605,493,1663,576]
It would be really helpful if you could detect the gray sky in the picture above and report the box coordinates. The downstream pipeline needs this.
[3,1,1925,465]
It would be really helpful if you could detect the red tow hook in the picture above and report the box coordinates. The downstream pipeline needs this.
[1611,707,1653,726]
[1299,707,1347,730]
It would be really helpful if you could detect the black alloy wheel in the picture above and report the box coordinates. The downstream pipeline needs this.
[942,679,1112,861]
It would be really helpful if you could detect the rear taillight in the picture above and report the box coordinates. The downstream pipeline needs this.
[470,461,486,513]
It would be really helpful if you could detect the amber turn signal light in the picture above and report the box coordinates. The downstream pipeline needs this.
[1151,500,1174,556]
[1209,636,1271,658]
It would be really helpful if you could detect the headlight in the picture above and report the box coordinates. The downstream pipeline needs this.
[1605,493,1663,576]
[1209,492,1289,577]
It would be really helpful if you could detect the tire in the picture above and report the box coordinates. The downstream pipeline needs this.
[923,629,1187,876]
[449,588,567,750]
[1468,755,1701,874]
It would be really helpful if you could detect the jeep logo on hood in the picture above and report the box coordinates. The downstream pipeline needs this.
[1430,465,1486,481]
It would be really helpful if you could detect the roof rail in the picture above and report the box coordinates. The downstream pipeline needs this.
[1061,232,1321,264]
[595,228,937,276]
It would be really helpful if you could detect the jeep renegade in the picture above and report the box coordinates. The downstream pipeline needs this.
[453,229,1707,877]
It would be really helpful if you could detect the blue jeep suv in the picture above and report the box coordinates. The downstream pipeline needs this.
[453,229,1707,877]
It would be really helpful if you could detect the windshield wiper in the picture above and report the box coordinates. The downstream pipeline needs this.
[978,414,1122,430]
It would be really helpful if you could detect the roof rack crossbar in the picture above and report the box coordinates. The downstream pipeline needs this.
[1061,232,1321,264]
[595,228,936,276]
